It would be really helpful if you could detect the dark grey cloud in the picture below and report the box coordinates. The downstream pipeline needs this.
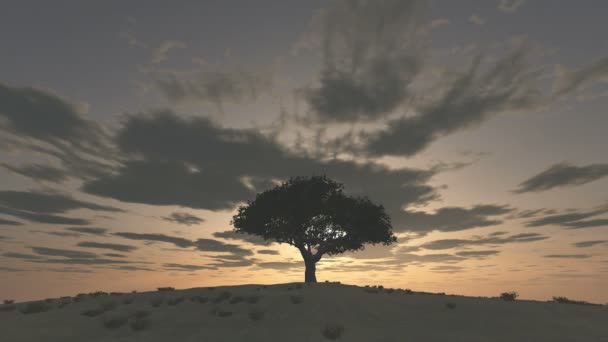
[0,206,89,225]
[420,232,548,250]
[304,0,426,122]
[257,249,279,255]
[163,263,217,271]
[193,238,253,256]
[0,217,22,225]
[152,68,272,109]
[212,230,274,246]
[33,257,131,265]
[161,212,204,226]
[82,111,438,234]
[391,204,514,233]
[115,265,155,271]
[553,56,608,96]
[360,44,544,157]
[113,232,194,248]
[544,254,592,259]
[454,250,500,257]
[0,190,122,214]
[525,206,608,229]
[573,240,608,248]
[514,162,608,193]
[0,266,24,272]
[30,230,82,238]
[3,252,45,260]
[103,253,127,258]
[65,227,108,236]
[0,190,122,225]
[76,241,137,252]
[31,246,97,259]
[429,265,465,273]
[392,252,464,264]
[1,162,68,183]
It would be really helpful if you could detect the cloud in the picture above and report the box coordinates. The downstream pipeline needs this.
[0,190,122,214]
[392,204,514,233]
[429,265,465,273]
[76,241,137,252]
[257,249,279,255]
[0,189,121,225]
[468,15,486,25]
[498,0,526,13]
[32,258,131,265]
[544,254,592,259]
[152,67,272,108]
[212,230,274,246]
[163,263,216,271]
[454,250,500,257]
[514,162,608,193]
[1,163,68,183]
[113,232,194,248]
[525,206,608,229]
[65,227,108,236]
[553,56,608,96]
[161,212,204,226]
[304,0,426,122]
[420,232,548,250]
[82,110,438,234]
[360,42,544,157]
[193,238,253,256]
[573,240,608,248]
[429,18,449,28]
[114,265,155,271]
[3,252,45,260]
[150,40,186,64]
[31,246,97,259]
[0,217,22,225]
[0,266,25,272]
[255,261,302,270]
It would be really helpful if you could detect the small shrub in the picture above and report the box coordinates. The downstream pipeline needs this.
[101,301,117,311]
[445,303,456,309]
[102,314,128,329]
[212,291,232,303]
[131,290,137,294]
[190,296,208,304]
[130,317,149,331]
[207,287,215,291]
[248,308,265,321]
[364,288,379,294]
[378,285,384,290]
[290,295,303,304]
[217,310,233,317]
[552,296,594,305]
[437,292,446,295]
[0,304,16,312]
[500,292,518,302]
[386,288,395,294]
[321,323,344,340]
[20,301,51,314]
[295,283,303,289]
[90,291,109,297]
[229,296,244,304]
[150,297,163,307]
[82,308,104,317]
[167,296,185,306]
[246,295,261,304]
[110,292,123,296]
[364,285,370,288]
[157,287,175,292]
[325,280,329,283]
[3,300,14,305]
[404,289,413,294]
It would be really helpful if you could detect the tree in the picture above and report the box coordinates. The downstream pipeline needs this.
[230,175,397,283]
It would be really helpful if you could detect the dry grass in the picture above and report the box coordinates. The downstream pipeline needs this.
[0,304,16,312]
[212,291,232,304]
[19,301,51,314]
[102,314,128,329]
[248,308,265,321]
[321,323,344,340]
[158,287,175,292]
[150,297,164,307]
[290,295,303,304]
[246,295,261,304]
[217,310,233,317]
[81,308,105,317]
[228,296,244,304]
[122,297,134,305]
[445,302,456,309]
[167,296,185,306]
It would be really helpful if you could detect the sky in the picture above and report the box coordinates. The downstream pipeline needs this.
[1,0,607,303]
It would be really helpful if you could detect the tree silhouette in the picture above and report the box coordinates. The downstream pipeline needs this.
[231,175,397,282]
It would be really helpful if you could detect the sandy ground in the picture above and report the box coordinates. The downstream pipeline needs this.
[0,282,606,342]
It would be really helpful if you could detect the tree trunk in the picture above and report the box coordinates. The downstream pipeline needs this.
[304,258,317,283]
